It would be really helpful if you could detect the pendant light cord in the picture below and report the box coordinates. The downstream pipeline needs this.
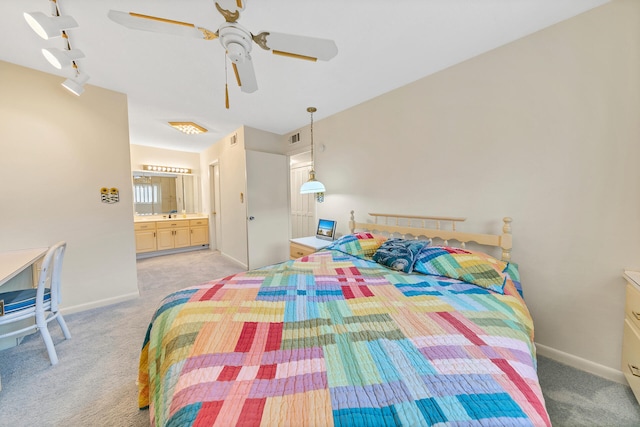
[307,106,317,172]
[310,109,314,169]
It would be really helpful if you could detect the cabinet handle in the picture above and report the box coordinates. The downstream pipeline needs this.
[629,364,640,377]
[632,311,640,321]
[153,232,156,237]
[297,251,304,256]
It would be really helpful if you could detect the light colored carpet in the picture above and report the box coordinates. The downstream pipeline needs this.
[1,249,639,426]
[537,356,640,426]
[0,249,244,427]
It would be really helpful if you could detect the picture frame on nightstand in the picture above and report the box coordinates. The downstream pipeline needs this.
[316,219,337,241]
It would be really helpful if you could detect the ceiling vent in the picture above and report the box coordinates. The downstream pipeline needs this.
[289,132,300,144]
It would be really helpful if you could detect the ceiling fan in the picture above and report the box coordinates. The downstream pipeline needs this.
[108,0,338,107]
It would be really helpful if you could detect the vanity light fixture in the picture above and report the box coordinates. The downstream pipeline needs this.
[25,0,89,96]
[143,165,192,174]
[168,122,208,135]
[299,107,325,202]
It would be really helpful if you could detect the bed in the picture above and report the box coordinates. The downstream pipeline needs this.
[138,211,550,426]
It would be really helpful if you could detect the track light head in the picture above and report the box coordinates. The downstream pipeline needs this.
[24,11,78,40]
[62,73,89,96]
[42,48,84,69]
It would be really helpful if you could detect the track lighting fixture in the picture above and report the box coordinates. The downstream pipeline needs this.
[25,0,89,96]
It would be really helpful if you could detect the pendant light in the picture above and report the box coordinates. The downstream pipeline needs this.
[299,107,325,202]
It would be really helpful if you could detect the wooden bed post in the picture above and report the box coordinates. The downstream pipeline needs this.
[501,217,513,262]
[349,210,356,233]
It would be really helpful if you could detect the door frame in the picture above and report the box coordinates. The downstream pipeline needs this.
[209,161,222,251]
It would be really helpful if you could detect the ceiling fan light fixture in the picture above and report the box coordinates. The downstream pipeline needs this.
[24,11,78,40]
[169,122,208,135]
[62,73,89,96]
[42,47,84,69]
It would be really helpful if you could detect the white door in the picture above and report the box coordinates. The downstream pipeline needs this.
[290,163,316,238]
[246,151,290,269]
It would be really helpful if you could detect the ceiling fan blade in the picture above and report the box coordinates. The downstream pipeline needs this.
[107,10,218,40]
[254,32,337,61]
[232,58,258,93]
[215,0,246,12]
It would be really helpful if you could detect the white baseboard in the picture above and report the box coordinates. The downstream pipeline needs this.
[136,245,210,259]
[536,342,627,384]
[61,291,140,315]
[220,252,248,270]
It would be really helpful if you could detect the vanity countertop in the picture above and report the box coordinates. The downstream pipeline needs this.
[134,215,208,223]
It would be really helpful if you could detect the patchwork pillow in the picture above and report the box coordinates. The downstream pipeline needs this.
[413,246,508,294]
[372,238,429,273]
[327,232,388,259]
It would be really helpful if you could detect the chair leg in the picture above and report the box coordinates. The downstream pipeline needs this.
[56,314,71,340]
[38,323,59,365]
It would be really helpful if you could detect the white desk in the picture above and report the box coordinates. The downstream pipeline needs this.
[0,247,48,287]
[0,247,48,391]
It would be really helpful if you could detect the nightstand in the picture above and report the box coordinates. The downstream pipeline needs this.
[622,270,640,404]
[289,236,332,260]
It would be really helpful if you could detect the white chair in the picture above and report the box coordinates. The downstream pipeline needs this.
[0,241,71,365]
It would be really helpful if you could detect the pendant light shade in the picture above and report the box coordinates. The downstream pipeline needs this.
[300,171,326,194]
[299,107,325,202]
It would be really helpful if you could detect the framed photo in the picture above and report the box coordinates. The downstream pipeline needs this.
[316,219,337,241]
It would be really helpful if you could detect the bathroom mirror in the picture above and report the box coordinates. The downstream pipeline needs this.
[132,171,201,215]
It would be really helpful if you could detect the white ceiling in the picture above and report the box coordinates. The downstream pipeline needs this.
[1,0,610,153]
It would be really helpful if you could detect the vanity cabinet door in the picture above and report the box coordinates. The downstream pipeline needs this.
[156,220,190,250]
[134,222,157,253]
[189,219,209,246]
[156,229,175,251]
[174,227,191,248]
[190,226,209,246]
[135,230,157,253]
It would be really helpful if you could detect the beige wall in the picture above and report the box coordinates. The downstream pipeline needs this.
[0,61,139,312]
[303,0,640,378]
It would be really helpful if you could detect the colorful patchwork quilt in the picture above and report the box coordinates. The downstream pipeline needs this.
[138,246,550,426]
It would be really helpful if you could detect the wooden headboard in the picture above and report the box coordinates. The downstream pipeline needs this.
[348,211,513,261]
